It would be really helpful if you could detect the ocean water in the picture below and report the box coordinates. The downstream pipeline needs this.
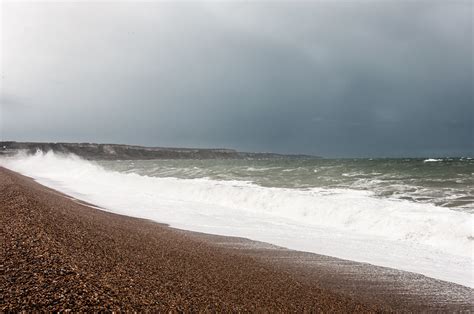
[97,157,474,212]
[1,151,473,287]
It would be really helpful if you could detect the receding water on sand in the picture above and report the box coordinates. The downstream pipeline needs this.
[1,151,473,287]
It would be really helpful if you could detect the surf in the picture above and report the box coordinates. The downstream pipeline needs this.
[1,150,472,287]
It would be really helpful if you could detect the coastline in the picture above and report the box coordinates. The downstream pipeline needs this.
[1,167,472,311]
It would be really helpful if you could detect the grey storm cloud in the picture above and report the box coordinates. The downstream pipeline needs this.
[1,0,473,157]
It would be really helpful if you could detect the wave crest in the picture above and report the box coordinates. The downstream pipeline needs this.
[1,151,473,287]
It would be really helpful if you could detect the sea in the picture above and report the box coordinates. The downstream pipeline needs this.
[1,151,473,287]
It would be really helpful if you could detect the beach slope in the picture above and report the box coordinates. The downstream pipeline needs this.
[1,167,472,311]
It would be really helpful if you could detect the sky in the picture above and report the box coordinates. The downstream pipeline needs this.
[1,0,473,157]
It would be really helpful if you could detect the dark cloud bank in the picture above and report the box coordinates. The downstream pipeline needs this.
[1,1,472,157]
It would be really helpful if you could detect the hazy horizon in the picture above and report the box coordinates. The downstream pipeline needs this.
[1,1,473,158]
[3,139,474,159]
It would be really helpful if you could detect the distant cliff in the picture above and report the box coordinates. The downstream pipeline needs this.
[0,142,319,160]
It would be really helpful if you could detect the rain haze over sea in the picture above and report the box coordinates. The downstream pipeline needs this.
[2,1,473,157]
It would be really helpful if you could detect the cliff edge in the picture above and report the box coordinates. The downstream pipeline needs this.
[0,141,319,160]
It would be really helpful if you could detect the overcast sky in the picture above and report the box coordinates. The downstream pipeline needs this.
[1,1,472,157]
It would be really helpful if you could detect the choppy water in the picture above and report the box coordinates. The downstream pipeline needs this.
[1,152,473,287]
[98,157,474,213]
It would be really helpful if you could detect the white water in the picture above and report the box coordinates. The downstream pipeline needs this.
[2,151,473,287]
[424,158,443,163]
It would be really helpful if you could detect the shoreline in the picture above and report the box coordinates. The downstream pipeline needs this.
[1,167,472,311]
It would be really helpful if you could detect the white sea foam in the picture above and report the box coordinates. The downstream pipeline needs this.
[424,158,443,162]
[1,151,473,287]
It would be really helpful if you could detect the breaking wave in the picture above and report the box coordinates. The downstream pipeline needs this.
[1,151,473,287]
